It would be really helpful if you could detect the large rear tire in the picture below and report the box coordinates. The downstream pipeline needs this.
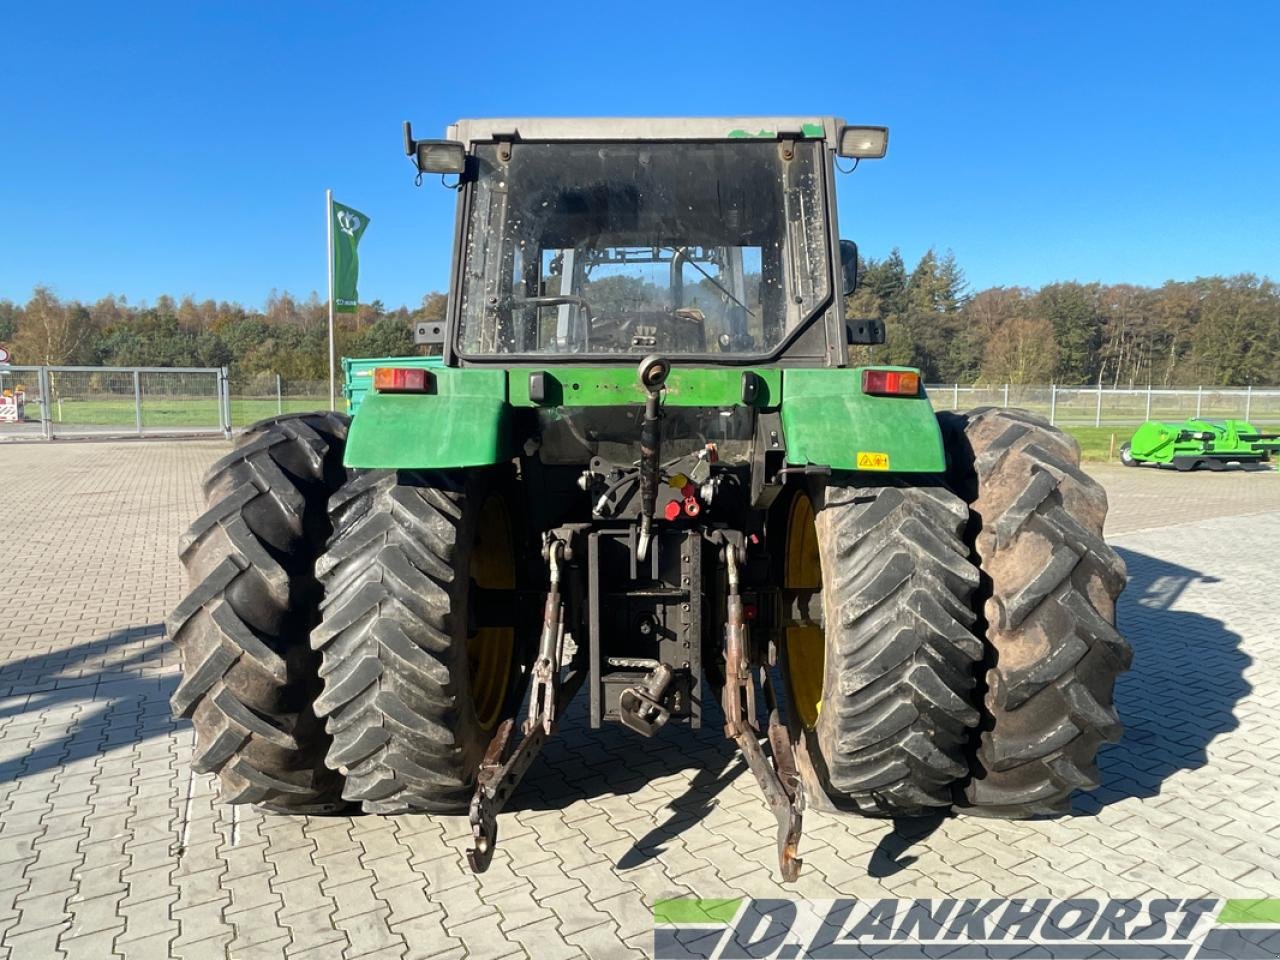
[941,408,1131,816]
[780,480,983,816]
[167,413,350,812]
[312,470,527,814]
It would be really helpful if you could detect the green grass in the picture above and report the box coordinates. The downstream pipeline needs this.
[45,396,337,430]
[1060,425,1132,462]
[228,399,340,425]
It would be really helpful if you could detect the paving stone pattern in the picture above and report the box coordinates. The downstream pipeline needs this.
[0,441,1277,958]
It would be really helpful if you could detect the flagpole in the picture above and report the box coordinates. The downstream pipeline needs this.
[326,189,336,411]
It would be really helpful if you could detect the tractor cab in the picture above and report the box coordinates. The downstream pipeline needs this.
[407,117,887,366]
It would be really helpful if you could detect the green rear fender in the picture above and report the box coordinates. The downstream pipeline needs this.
[780,368,945,473]
[344,368,510,469]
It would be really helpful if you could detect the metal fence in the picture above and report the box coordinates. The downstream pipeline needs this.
[926,383,1280,427]
[0,365,230,440]
[7,365,1278,442]
[229,374,335,428]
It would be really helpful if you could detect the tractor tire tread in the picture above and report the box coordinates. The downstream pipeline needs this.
[945,407,1131,817]
[312,470,482,815]
[813,480,983,815]
[167,412,350,812]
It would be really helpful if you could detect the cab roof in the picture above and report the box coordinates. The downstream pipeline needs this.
[446,116,846,149]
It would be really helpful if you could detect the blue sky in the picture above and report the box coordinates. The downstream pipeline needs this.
[2,1,1278,309]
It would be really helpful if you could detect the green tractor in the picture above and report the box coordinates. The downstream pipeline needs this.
[1121,417,1280,471]
[167,117,1130,880]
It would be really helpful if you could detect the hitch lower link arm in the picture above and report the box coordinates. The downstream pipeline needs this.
[721,546,805,881]
[467,537,583,873]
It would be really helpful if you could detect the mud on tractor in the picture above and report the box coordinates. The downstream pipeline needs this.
[168,117,1130,880]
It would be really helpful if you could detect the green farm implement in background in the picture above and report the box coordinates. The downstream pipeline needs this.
[1121,418,1280,471]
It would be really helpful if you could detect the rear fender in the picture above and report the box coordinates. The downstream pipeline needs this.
[780,368,945,473]
[344,368,509,469]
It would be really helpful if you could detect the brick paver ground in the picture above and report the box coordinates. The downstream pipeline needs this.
[1,440,1278,959]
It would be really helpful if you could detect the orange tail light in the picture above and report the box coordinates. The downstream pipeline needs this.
[373,367,433,393]
[861,369,920,397]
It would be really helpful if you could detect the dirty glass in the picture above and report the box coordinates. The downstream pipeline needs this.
[457,140,831,357]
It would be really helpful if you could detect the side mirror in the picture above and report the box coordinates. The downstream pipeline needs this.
[847,319,886,345]
[840,240,859,296]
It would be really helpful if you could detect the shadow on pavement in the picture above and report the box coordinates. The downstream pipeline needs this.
[615,753,748,869]
[867,813,949,877]
[1078,546,1250,811]
[511,694,740,807]
[0,623,176,785]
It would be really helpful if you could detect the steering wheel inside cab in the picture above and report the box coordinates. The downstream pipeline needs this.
[514,296,707,353]
[590,308,707,352]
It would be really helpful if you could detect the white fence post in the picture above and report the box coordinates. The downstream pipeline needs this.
[953,383,959,411]
[1146,384,1153,420]
[39,366,53,440]
[133,370,143,437]
[1196,386,1203,418]
[277,374,283,415]
[1245,385,1252,421]
[1049,383,1057,425]
[1095,384,1103,427]
[221,367,233,438]
[1003,383,1010,408]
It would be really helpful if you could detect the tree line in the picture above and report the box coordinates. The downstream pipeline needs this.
[0,289,441,386]
[849,251,1280,385]
[2,250,1278,386]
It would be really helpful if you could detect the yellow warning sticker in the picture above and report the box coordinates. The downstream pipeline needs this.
[856,451,890,471]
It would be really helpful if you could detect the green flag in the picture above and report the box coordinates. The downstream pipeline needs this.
[331,200,370,313]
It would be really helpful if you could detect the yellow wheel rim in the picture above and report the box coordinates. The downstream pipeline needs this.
[468,494,515,731]
[784,492,825,729]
